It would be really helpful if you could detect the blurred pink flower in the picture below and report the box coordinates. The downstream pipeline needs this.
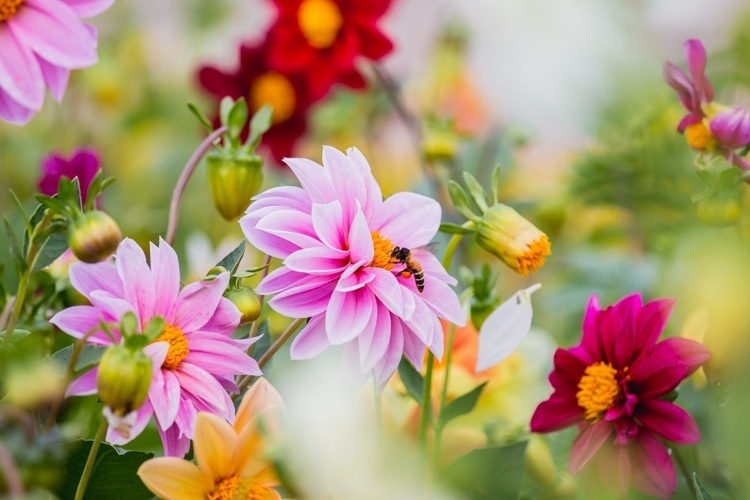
[240,146,465,390]
[0,0,114,125]
[38,148,100,206]
[530,293,710,498]
[663,39,714,133]
[50,238,261,456]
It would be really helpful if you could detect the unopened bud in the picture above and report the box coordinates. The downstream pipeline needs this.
[97,345,152,417]
[224,286,262,324]
[475,204,551,276]
[207,152,263,221]
[423,129,460,162]
[68,210,122,263]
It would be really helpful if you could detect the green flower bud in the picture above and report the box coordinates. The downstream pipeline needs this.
[97,345,152,417]
[68,210,122,263]
[475,204,551,276]
[224,286,262,324]
[207,152,264,221]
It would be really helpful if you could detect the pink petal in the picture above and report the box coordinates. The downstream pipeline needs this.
[89,289,135,324]
[198,298,242,337]
[250,185,311,214]
[268,275,337,318]
[174,396,197,439]
[66,367,98,396]
[0,24,44,109]
[370,192,441,249]
[336,264,373,292]
[325,288,375,345]
[175,364,228,414]
[107,399,153,445]
[630,431,677,498]
[158,422,191,458]
[0,86,35,124]
[11,0,97,68]
[662,61,698,113]
[149,369,181,430]
[322,146,367,227]
[637,399,701,444]
[347,209,374,265]
[68,261,123,300]
[677,113,703,133]
[50,305,111,345]
[403,295,437,346]
[311,201,346,250]
[184,340,260,376]
[145,342,169,371]
[255,209,320,250]
[60,0,115,17]
[401,326,426,371]
[373,322,402,392]
[284,246,349,275]
[365,268,408,318]
[415,275,465,326]
[150,239,181,323]
[358,303,391,372]
[685,38,713,104]
[290,315,330,359]
[346,147,382,219]
[115,239,155,327]
[255,267,308,295]
[175,272,229,333]
[241,208,301,259]
[37,57,68,102]
[569,421,613,474]
[283,157,336,204]
[411,250,457,285]
[710,107,750,148]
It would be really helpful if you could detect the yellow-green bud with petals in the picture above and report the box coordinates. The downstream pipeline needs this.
[97,345,152,417]
[207,152,264,221]
[224,286,262,324]
[68,210,122,263]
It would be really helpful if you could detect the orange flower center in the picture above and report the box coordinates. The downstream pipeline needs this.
[297,0,343,49]
[369,231,396,270]
[0,0,24,22]
[685,121,715,152]
[154,324,189,370]
[207,476,269,500]
[249,71,296,125]
[576,361,621,422]
[516,235,551,277]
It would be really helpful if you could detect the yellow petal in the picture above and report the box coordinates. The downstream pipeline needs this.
[137,457,211,500]
[235,422,267,477]
[234,378,284,433]
[194,412,240,482]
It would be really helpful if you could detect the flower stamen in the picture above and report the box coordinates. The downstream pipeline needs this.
[155,324,189,370]
[297,0,343,49]
[249,72,296,124]
[0,0,24,22]
[576,361,620,422]
[516,236,551,277]
[685,121,716,152]
[208,476,267,500]
[369,231,395,270]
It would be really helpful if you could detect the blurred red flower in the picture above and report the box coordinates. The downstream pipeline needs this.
[266,0,394,99]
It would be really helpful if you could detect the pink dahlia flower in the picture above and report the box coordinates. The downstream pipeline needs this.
[0,0,114,125]
[530,293,710,498]
[38,147,100,207]
[50,238,261,457]
[240,146,465,390]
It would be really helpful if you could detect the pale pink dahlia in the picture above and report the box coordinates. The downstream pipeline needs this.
[50,238,261,456]
[240,146,466,390]
[0,0,114,125]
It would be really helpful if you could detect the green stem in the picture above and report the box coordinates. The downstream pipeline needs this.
[442,234,464,274]
[418,351,435,451]
[74,417,108,500]
[1,272,30,352]
[672,446,698,499]
[432,323,457,470]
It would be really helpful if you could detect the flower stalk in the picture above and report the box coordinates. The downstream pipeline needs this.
[74,417,108,500]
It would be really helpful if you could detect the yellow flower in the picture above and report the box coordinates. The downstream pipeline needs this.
[138,379,283,500]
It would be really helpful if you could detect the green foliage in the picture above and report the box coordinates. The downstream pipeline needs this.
[443,441,528,500]
[437,382,487,429]
[52,344,106,373]
[694,473,716,500]
[397,357,424,403]
[215,240,246,274]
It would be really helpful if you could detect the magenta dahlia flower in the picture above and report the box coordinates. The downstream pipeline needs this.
[0,0,113,125]
[38,148,100,206]
[530,293,710,498]
[50,238,261,456]
[240,146,465,390]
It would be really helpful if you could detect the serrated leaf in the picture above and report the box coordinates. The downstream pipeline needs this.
[463,171,489,212]
[227,98,249,140]
[57,440,154,500]
[693,473,715,500]
[0,329,31,343]
[52,344,106,372]
[188,102,214,131]
[397,357,424,403]
[439,222,475,235]
[247,105,273,150]
[447,181,480,222]
[32,231,69,272]
[215,241,246,274]
[443,442,527,500]
[437,382,487,429]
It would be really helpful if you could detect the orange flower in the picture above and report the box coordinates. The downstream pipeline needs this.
[137,379,283,500]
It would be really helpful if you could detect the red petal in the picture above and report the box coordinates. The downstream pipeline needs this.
[530,394,583,433]
[629,342,688,398]
[197,67,243,99]
[634,298,674,355]
[630,431,677,498]
[266,26,317,73]
[580,295,602,358]
[637,399,701,444]
[659,337,710,375]
[357,24,394,60]
[568,421,613,474]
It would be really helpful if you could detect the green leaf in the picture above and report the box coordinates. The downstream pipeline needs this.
[443,441,528,500]
[4,217,26,273]
[188,102,214,131]
[9,189,32,236]
[397,357,424,403]
[0,329,31,344]
[57,441,154,500]
[439,222,475,235]
[227,98,249,140]
[215,241,246,275]
[249,321,271,362]
[32,231,69,273]
[491,163,502,205]
[57,177,82,213]
[219,96,234,127]
[462,171,489,212]
[447,181,480,222]
[437,382,487,429]
[247,104,273,150]
[36,195,72,216]
[693,473,715,500]
[51,344,106,372]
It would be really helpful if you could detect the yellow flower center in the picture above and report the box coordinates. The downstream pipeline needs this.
[208,476,269,500]
[576,361,621,422]
[154,324,189,371]
[369,231,396,270]
[685,121,715,152]
[297,0,343,49]
[249,72,296,125]
[0,0,24,22]
[516,235,551,277]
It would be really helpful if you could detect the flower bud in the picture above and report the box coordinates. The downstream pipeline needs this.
[475,204,551,276]
[224,286,262,324]
[422,127,460,162]
[97,344,152,417]
[68,210,122,263]
[207,152,263,221]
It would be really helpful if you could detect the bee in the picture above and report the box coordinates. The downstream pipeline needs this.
[390,246,425,293]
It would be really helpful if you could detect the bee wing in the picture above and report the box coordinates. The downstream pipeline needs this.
[476,283,542,372]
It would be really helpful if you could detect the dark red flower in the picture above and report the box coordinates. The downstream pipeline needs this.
[38,148,101,207]
[266,0,394,99]
[198,42,315,164]
[530,293,710,498]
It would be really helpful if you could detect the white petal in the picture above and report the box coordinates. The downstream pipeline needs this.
[476,283,542,372]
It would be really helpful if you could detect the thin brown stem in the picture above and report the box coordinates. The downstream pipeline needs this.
[371,64,423,146]
[165,126,228,245]
[0,441,24,497]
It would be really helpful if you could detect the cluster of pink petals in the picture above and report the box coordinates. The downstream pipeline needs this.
[50,238,261,456]
[241,146,465,390]
[0,0,113,125]
[530,293,710,498]
[664,39,750,167]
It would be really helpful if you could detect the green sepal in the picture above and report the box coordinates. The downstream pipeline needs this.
[247,104,274,150]
[188,102,214,132]
[463,171,489,212]
[439,222,476,235]
[448,180,480,222]
[215,241,247,275]
[227,97,250,141]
